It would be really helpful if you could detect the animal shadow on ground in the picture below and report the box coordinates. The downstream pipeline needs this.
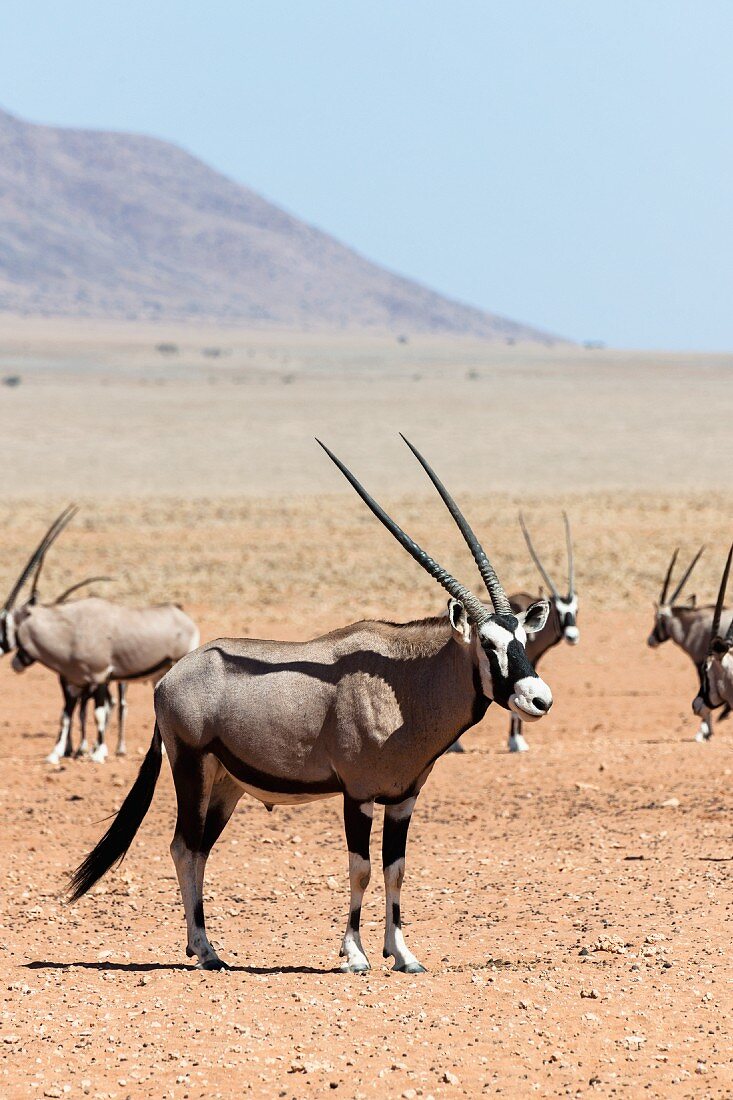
[25,960,341,975]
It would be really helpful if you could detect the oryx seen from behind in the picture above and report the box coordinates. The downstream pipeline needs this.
[693,544,733,727]
[0,507,200,763]
[648,546,732,741]
[69,438,552,973]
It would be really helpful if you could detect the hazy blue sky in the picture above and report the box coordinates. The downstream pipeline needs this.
[2,2,732,350]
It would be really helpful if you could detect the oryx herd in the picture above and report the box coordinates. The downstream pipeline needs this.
[3,439,729,972]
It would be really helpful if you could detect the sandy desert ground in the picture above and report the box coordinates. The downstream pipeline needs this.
[1,322,733,1098]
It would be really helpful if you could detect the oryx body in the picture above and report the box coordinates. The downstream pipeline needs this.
[0,508,199,763]
[648,547,731,741]
[70,438,553,973]
[15,597,200,763]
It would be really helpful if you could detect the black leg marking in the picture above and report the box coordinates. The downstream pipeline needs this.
[340,796,373,972]
[382,798,425,973]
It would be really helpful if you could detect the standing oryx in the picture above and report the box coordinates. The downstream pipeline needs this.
[0,507,200,763]
[693,544,733,727]
[506,513,578,752]
[648,546,732,741]
[69,438,553,974]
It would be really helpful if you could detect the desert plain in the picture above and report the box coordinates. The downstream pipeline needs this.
[1,320,733,1098]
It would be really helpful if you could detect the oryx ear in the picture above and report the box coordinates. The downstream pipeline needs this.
[518,599,549,635]
[448,599,472,645]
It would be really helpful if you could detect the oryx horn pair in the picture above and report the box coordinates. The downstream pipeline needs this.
[709,543,733,656]
[317,435,512,624]
[658,545,705,607]
[2,505,78,613]
[519,512,574,597]
[1,506,112,614]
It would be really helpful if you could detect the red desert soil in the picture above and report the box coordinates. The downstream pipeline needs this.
[2,602,732,1099]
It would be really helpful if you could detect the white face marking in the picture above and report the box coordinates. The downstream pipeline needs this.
[509,675,553,721]
[478,621,516,677]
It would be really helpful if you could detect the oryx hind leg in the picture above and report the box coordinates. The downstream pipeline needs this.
[169,750,227,969]
[116,684,128,756]
[75,689,92,757]
[508,714,529,753]
[90,685,111,763]
[47,679,79,764]
[382,796,425,973]
[340,796,374,973]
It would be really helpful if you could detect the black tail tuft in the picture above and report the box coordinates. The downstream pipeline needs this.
[68,723,163,903]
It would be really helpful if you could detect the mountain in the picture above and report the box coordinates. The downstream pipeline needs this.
[0,107,557,340]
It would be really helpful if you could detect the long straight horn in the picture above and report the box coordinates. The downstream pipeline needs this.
[29,506,79,602]
[55,576,113,604]
[317,440,491,625]
[519,513,559,599]
[711,543,733,647]
[3,505,77,611]
[668,545,705,605]
[398,434,512,615]
[659,547,679,605]
[563,511,575,594]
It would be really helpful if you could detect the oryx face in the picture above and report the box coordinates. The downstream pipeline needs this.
[451,600,552,720]
[648,604,673,648]
[553,593,579,645]
[0,609,15,655]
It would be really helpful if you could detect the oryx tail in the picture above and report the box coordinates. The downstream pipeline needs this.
[68,724,163,902]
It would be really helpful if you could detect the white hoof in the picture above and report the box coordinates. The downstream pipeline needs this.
[695,729,712,743]
[116,745,127,757]
[91,744,109,763]
[46,751,61,765]
[508,734,529,753]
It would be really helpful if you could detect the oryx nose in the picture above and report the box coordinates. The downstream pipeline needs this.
[532,696,551,713]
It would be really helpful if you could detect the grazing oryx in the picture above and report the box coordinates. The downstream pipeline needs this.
[0,507,200,764]
[648,546,732,741]
[693,544,733,726]
[69,438,553,974]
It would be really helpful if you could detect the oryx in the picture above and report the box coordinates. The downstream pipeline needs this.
[648,546,732,741]
[448,512,577,754]
[69,438,553,974]
[507,513,578,752]
[0,507,200,763]
[693,544,733,725]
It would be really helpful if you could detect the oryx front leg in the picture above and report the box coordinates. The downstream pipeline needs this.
[47,679,78,764]
[382,796,425,973]
[169,751,225,970]
[340,796,373,973]
[508,714,529,753]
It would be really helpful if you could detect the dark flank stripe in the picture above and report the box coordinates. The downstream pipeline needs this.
[210,738,342,797]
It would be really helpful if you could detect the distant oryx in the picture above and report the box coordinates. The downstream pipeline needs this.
[648,546,732,741]
[0,507,200,764]
[69,439,553,974]
[693,544,733,727]
[448,511,578,754]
